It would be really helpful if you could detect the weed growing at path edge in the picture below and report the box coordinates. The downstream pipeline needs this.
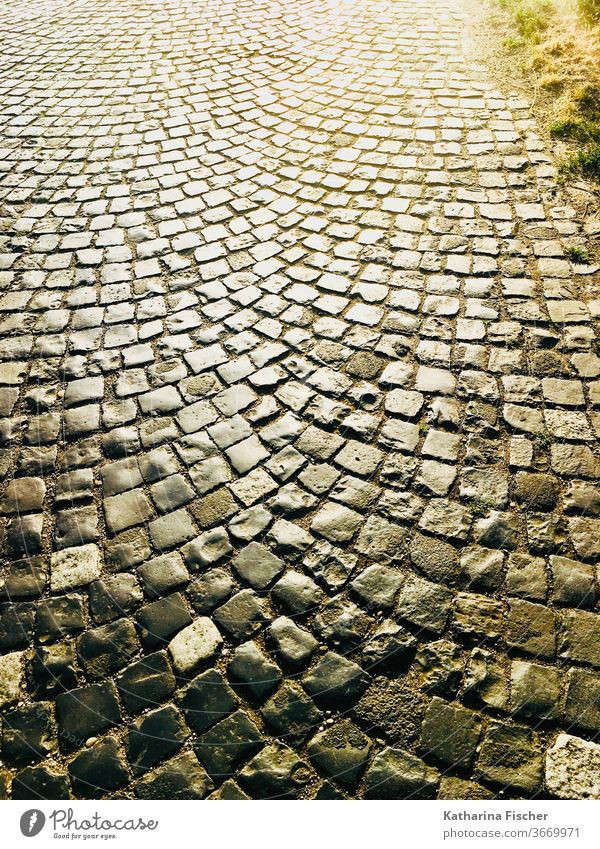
[493,0,600,181]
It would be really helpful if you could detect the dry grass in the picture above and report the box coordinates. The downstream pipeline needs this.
[491,0,600,179]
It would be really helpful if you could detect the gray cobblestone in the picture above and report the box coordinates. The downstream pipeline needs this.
[0,0,599,801]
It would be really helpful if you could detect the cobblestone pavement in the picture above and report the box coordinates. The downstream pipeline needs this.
[0,0,600,802]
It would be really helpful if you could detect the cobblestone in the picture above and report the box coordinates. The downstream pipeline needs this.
[0,0,599,801]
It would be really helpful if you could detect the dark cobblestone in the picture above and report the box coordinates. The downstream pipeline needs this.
[1,0,600,801]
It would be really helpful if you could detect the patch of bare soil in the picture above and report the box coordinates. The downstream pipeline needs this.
[459,0,600,222]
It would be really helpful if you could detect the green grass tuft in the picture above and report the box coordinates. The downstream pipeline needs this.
[565,245,592,263]
[498,0,555,42]
[559,143,600,178]
[578,0,600,25]
[493,0,600,183]
[551,84,600,177]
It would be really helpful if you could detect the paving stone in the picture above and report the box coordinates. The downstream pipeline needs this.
[1,556,47,600]
[178,669,238,733]
[474,511,520,551]
[195,710,263,778]
[409,534,458,584]
[5,515,44,556]
[187,569,233,614]
[362,620,417,673]
[134,751,213,799]
[0,601,35,649]
[308,720,371,789]
[105,528,151,571]
[564,481,600,516]
[127,705,188,777]
[364,748,439,800]
[55,469,94,504]
[192,487,237,528]
[354,515,406,560]
[89,574,143,624]
[505,552,548,601]
[138,552,189,598]
[310,501,363,543]
[416,639,464,699]
[148,508,197,550]
[56,682,121,750]
[77,617,139,678]
[420,698,482,768]
[232,542,284,589]
[28,644,78,699]
[12,765,71,801]
[104,489,153,534]
[397,576,453,635]
[350,565,404,610]
[438,777,494,800]
[453,593,505,641]
[559,609,600,667]
[271,571,323,616]
[418,499,472,541]
[303,540,356,591]
[459,546,504,592]
[228,504,272,541]
[510,660,561,720]
[0,477,45,513]
[2,0,600,802]
[303,652,370,709]
[514,472,560,512]
[136,593,192,648]
[1,703,55,766]
[269,616,318,666]
[565,668,600,732]
[225,435,269,474]
[150,474,195,513]
[168,617,223,674]
[261,681,322,743]
[50,544,100,592]
[228,641,281,702]
[36,595,85,643]
[568,517,600,560]
[54,505,99,550]
[239,743,314,799]
[546,735,600,799]
[550,555,596,607]
[116,651,176,714]
[314,595,373,653]
[477,721,543,792]
[213,590,267,641]
[206,779,250,800]
[69,736,129,798]
[334,440,383,476]
[182,528,232,569]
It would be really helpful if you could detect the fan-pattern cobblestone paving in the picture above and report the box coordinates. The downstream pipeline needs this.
[1,0,600,800]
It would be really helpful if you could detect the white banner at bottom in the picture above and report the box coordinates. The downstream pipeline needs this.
[0,800,597,849]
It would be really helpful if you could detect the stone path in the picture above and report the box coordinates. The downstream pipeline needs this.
[0,0,599,801]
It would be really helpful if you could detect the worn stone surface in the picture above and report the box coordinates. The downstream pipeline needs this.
[0,0,599,802]
[546,735,600,800]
